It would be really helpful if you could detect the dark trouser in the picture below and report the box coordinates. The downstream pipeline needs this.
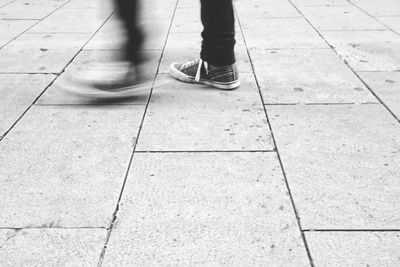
[115,0,143,64]
[200,0,236,66]
[115,0,235,66]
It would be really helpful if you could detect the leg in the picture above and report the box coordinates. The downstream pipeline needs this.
[168,0,240,89]
[200,0,236,67]
[115,0,143,64]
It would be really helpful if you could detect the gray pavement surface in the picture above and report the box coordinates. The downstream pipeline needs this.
[0,0,400,266]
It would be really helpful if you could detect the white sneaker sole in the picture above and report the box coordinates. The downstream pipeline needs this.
[169,63,240,90]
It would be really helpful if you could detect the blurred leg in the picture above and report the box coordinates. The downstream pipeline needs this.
[115,0,143,64]
[200,0,235,66]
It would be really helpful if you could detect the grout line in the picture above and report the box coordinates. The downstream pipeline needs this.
[25,32,96,34]
[303,229,400,232]
[0,18,41,21]
[265,102,381,106]
[34,103,147,107]
[288,0,400,124]
[346,0,400,36]
[0,226,108,230]
[134,150,276,153]
[235,6,315,267]
[0,72,59,75]
[0,7,118,142]
[320,29,389,32]
[97,1,180,266]
[357,70,400,73]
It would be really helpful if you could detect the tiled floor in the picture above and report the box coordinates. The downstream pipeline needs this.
[1,0,399,265]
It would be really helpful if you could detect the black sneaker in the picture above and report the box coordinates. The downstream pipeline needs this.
[169,58,240,90]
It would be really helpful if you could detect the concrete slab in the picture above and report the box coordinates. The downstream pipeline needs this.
[306,232,400,266]
[28,8,112,33]
[241,18,328,49]
[0,19,36,47]
[136,74,273,151]
[139,0,177,20]
[38,50,160,105]
[63,0,114,9]
[351,0,400,16]
[323,30,400,71]
[177,0,200,8]
[0,74,54,136]
[291,0,350,6]
[0,229,106,266]
[235,0,301,18]
[0,0,14,8]
[358,71,400,119]
[251,49,377,104]
[0,33,91,73]
[85,19,170,51]
[102,152,309,266]
[299,5,386,30]
[378,16,400,33]
[268,104,400,229]
[0,105,145,227]
[0,0,67,19]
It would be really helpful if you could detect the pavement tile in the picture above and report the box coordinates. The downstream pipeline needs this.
[268,104,400,229]
[0,33,91,73]
[378,16,400,33]
[102,152,309,266]
[0,105,145,227]
[0,74,54,136]
[139,0,177,20]
[0,19,36,47]
[0,0,68,19]
[322,30,400,71]
[358,71,400,119]
[0,229,106,266]
[306,232,400,266]
[298,5,386,30]
[27,8,112,33]
[241,18,328,49]
[136,74,273,151]
[235,0,301,18]
[251,49,377,104]
[63,0,114,9]
[291,0,351,6]
[177,0,200,8]
[85,19,170,51]
[0,0,14,8]
[38,50,160,105]
[351,0,400,16]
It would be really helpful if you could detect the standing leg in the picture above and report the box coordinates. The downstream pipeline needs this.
[169,0,239,90]
[200,0,236,67]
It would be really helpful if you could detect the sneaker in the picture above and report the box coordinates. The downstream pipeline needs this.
[60,61,152,98]
[169,58,240,90]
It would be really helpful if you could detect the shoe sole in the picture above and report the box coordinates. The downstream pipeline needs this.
[169,63,240,90]
[59,78,154,99]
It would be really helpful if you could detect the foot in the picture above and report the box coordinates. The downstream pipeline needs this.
[169,58,240,90]
[61,61,151,98]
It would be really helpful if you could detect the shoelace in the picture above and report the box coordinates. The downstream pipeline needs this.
[181,58,208,82]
